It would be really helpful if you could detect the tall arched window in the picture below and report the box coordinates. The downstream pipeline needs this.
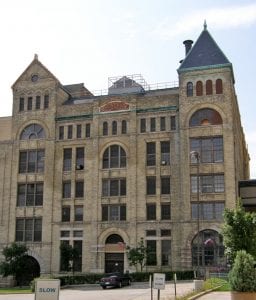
[196,81,203,96]
[112,121,117,135]
[20,124,45,140]
[103,122,108,136]
[121,120,127,134]
[187,82,193,97]
[189,108,222,127]
[206,80,213,95]
[216,79,223,94]
[191,229,225,268]
[103,145,126,169]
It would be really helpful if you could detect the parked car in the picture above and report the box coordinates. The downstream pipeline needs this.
[99,272,131,289]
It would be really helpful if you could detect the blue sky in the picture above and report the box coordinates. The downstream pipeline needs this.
[0,0,255,177]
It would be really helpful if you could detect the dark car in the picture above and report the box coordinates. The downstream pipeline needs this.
[99,272,131,289]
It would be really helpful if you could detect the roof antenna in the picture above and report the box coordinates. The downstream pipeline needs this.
[204,20,207,30]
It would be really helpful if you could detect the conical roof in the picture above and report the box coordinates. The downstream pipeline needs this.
[178,24,231,72]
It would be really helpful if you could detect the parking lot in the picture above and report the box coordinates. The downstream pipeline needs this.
[0,281,194,300]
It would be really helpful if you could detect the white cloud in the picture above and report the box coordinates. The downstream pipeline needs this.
[153,3,256,40]
[246,130,256,179]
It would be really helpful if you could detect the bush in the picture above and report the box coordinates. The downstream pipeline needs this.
[228,250,256,292]
[54,270,194,286]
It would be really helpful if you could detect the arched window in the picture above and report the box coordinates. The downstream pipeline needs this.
[112,121,117,135]
[191,229,225,268]
[106,234,124,244]
[187,82,193,97]
[206,80,213,95]
[103,122,108,136]
[216,79,223,94]
[189,108,222,127]
[103,145,126,169]
[121,120,127,134]
[20,124,45,140]
[196,81,203,96]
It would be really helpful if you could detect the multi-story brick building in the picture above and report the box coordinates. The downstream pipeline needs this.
[0,25,249,280]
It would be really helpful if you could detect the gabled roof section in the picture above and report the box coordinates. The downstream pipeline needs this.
[178,25,231,72]
[12,54,61,89]
[63,83,93,99]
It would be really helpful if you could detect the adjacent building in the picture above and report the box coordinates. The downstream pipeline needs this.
[0,25,249,279]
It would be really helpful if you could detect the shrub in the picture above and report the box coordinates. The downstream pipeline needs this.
[228,250,256,292]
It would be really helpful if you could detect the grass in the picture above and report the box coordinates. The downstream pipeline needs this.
[0,287,32,294]
[170,278,231,300]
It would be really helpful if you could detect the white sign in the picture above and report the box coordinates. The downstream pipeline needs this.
[153,273,166,290]
[35,279,60,300]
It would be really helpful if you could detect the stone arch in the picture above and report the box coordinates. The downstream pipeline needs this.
[16,120,50,140]
[98,228,130,273]
[183,104,227,129]
[27,249,47,274]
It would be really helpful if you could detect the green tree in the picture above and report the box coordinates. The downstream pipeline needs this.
[60,243,79,273]
[0,243,28,286]
[127,238,147,272]
[222,204,256,264]
[229,250,256,292]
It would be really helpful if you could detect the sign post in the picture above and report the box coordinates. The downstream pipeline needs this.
[35,279,60,300]
[153,273,166,300]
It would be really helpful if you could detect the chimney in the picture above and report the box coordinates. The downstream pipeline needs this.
[183,40,193,55]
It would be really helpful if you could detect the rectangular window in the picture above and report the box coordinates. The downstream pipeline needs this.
[170,116,176,130]
[73,230,83,238]
[161,229,171,236]
[44,95,49,109]
[146,240,157,265]
[190,137,223,163]
[160,117,166,131]
[67,125,73,139]
[161,203,171,220]
[146,142,156,166]
[140,118,146,133]
[161,141,170,165]
[191,202,225,220]
[62,181,71,198]
[150,118,156,132]
[74,205,83,221]
[191,174,224,193]
[19,150,45,173]
[76,124,82,139]
[102,205,126,221]
[85,123,91,138]
[146,176,156,195]
[63,148,72,171]
[15,217,42,242]
[73,240,82,272]
[161,177,170,194]
[75,181,84,198]
[27,97,33,110]
[102,179,126,197]
[35,96,41,109]
[76,147,84,170]
[19,97,24,111]
[146,230,157,236]
[62,206,70,222]
[60,230,70,238]
[146,203,156,220]
[161,240,171,266]
[17,183,43,207]
[59,126,64,140]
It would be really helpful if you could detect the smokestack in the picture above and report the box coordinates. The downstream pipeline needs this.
[183,40,193,55]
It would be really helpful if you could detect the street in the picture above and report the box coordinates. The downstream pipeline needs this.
[0,281,194,300]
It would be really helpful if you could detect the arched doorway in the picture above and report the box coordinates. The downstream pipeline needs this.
[105,234,125,273]
[16,255,40,286]
[191,229,225,269]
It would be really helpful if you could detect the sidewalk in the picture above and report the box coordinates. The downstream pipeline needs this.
[196,291,231,299]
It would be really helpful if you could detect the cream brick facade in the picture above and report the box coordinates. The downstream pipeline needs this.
[0,27,249,279]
